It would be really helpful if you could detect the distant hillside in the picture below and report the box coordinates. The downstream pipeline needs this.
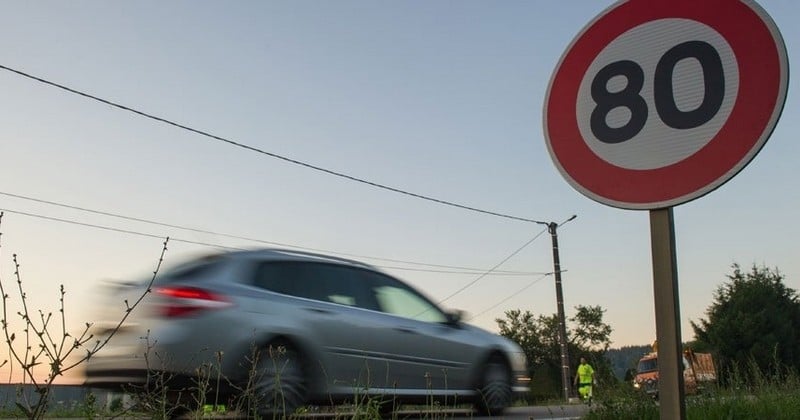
[605,345,651,380]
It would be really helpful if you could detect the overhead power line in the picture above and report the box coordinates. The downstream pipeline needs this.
[0,191,544,275]
[464,215,577,319]
[380,265,544,276]
[435,227,549,305]
[0,207,549,276]
[3,207,555,322]
[467,272,552,321]
[0,64,548,225]
[0,208,241,251]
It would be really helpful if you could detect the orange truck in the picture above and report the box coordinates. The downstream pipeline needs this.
[633,348,716,398]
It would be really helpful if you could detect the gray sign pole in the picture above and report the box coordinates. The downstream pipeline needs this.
[649,208,686,419]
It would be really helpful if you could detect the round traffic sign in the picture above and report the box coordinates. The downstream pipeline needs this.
[544,0,788,210]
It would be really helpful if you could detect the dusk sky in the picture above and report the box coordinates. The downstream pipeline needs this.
[0,1,798,382]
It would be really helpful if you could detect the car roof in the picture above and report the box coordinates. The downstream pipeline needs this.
[223,248,377,270]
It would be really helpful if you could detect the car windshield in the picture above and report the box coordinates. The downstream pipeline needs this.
[359,269,448,323]
[638,358,658,373]
[373,285,447,323]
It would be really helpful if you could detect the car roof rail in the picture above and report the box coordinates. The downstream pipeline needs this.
[233,248,376,270]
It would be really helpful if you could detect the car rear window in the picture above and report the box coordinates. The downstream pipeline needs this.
[156,256,223,284]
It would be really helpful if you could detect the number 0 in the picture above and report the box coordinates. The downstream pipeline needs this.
[655,41,725,130]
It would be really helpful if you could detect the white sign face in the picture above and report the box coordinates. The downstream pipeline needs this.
[577,19,739,170]
[544,0,788,210]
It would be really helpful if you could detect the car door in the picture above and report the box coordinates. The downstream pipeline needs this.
[356,271,484,392]
[250,261,384,390]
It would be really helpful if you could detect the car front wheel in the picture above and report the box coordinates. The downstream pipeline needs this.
[250,342,307,417]
[475,356,512,416]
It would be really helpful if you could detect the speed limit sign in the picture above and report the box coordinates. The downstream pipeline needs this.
[544,0,788,210]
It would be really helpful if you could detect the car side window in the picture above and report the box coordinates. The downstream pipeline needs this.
[363,272,447,323]
[316,265,380,311]
[252,261,379,311]
[252,261,310,298]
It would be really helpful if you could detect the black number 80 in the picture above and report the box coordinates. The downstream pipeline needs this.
[590,40,725,144]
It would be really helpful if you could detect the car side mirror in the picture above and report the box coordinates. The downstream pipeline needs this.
[445,309,466,326]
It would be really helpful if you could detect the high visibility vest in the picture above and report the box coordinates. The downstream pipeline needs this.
[577,363,594,384]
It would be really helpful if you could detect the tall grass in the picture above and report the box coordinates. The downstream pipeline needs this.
[585,360,800,420]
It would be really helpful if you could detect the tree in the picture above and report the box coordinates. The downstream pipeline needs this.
[605,345,651,379]
[496,305,612,400]
[571,305,613,352]
[691,263,800,382]
[496,309,545,366]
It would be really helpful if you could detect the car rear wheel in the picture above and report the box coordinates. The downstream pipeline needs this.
[251,342,307,417]
[475,356,512,416]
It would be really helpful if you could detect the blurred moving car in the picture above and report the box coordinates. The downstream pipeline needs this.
[84,249,529,416]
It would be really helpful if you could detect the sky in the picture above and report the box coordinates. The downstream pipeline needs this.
[0,0,798,382]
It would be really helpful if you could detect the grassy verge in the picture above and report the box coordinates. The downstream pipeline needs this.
[585,366,800,420]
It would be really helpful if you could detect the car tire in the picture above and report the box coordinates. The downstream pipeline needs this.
[475,355,512,416]
[251,342,308,417]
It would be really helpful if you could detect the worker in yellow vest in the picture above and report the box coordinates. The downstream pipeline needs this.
[574,356,595,404]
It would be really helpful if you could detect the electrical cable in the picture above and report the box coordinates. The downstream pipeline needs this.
[0,64,548,225]
[446,216,575,319]
[0,207,564,320]
[0,208,549,276]
[380,265,546,276]
[467,272,552,321]
[0,65,580,315]
[435,227,549,304]
[0,208,242,251]
[0,191,542,275]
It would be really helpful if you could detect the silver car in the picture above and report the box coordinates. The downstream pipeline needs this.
[84,249,529,416]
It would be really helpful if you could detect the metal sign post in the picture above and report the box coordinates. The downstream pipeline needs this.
[650,208,685,419]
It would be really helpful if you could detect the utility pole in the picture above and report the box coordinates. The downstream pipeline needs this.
[547,215,576,402]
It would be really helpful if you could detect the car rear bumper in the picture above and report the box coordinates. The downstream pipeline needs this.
[84,367,194,391]
[84,368,147,389]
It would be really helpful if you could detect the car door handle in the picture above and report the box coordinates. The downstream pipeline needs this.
[393,327,417,334]
[305,307,333,314]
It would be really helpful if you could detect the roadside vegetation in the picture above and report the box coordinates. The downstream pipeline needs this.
[494,263,800,419]
[584,359,800,420]
[563,263,800,419]
[496,304,614,402]
[0,212,169,419]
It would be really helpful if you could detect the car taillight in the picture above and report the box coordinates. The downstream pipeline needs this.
[155,286,233,317]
